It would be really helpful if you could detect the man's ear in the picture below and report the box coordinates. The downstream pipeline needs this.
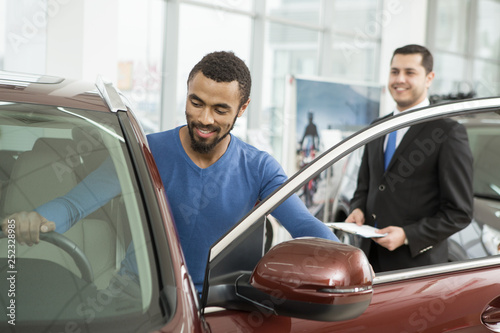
[426,71,435,88]
[238,98,251,117]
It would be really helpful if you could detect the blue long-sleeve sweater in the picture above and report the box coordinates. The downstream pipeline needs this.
[148,126,338,290]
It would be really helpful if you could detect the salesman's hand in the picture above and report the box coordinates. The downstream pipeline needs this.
[372,226,406,251]
[1,211,56,246]
[345,208,365,226]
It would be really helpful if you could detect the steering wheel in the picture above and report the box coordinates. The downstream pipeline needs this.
[0,230,94,283]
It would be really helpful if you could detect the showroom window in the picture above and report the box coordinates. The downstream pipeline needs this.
[0,0,165,134]
[0,1,5,69]
[266,0,322,24]
[0,0,47,74]
[427,0,500,101]
[192,0,255,11]
[263,21,321,158]
[159,0,383,162]
[0,0,383,162]
[326,0,382,82]
[116,0,165,134]
[2,0,498,164]
[262,0,382,162]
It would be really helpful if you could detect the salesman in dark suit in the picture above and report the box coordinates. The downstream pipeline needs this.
[345,44,473,272]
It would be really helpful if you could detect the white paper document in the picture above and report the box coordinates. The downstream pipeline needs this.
[327,222,388,238]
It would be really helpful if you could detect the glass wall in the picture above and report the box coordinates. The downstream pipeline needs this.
[0,0,47,74]
[0,1,6,69]
[327,0,382,82]
[116,0,165,133]
[1,0,499,164]
[474,0,500,97]
[427,0,500,102]
[263,20,321,158]
[0,0,165,133]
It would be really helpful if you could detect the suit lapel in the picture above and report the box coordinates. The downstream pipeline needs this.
[375,136,385,174]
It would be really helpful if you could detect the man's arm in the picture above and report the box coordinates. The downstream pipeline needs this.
[258,154,338,241]
[273,193,339,241]
[1,157,121,244]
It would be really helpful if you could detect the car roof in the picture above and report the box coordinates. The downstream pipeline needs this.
[0,71,112,112]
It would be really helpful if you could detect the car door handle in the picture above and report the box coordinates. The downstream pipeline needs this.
[482,298,500,331]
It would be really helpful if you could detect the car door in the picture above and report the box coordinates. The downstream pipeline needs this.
[202,97,500,332]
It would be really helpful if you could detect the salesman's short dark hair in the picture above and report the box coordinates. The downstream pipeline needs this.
[392,44,433,74]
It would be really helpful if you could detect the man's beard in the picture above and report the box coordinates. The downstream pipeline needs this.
[187,114,238,154]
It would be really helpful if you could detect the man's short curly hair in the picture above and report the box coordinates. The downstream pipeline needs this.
[187,51,252,109]
[392,44,433,74]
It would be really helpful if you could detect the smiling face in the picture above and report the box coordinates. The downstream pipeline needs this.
[388,53,435,111]
[185,72,249,156]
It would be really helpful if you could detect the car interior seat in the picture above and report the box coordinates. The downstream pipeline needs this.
[3,137,80,213]
[71,126,131,270]
[0,137,123,289]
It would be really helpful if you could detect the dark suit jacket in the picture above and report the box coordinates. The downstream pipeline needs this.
[350,116,473,271]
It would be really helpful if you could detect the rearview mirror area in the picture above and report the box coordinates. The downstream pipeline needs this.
[237,238,373,322]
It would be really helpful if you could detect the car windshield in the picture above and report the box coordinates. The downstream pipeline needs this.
[0,103,166,331]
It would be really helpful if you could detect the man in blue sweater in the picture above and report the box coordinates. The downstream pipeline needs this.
[147,51,338,290]
[2,51,338,292]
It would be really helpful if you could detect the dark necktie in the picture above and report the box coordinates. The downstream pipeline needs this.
[384,131,397,170]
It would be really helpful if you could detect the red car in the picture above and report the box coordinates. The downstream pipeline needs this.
[0,72,499,332]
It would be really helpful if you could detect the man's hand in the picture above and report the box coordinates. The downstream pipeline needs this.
[372,226,406,251]
[1,211,56,246]
[345,208,365,226]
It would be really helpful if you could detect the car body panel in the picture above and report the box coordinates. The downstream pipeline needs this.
[206,246,500,333]
[205,259,500,332]
[0,74,109,112]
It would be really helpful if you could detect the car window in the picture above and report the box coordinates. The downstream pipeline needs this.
[266,107,500,276]
[452,113,500,259]
[320,109,500,269]
[203,99,500,331]
[465,120,500,200]
[0,103,168,331]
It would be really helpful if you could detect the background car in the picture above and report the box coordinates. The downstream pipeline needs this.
[0,72,499,332]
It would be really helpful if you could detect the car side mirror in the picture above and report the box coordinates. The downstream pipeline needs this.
[235,238,373,322]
